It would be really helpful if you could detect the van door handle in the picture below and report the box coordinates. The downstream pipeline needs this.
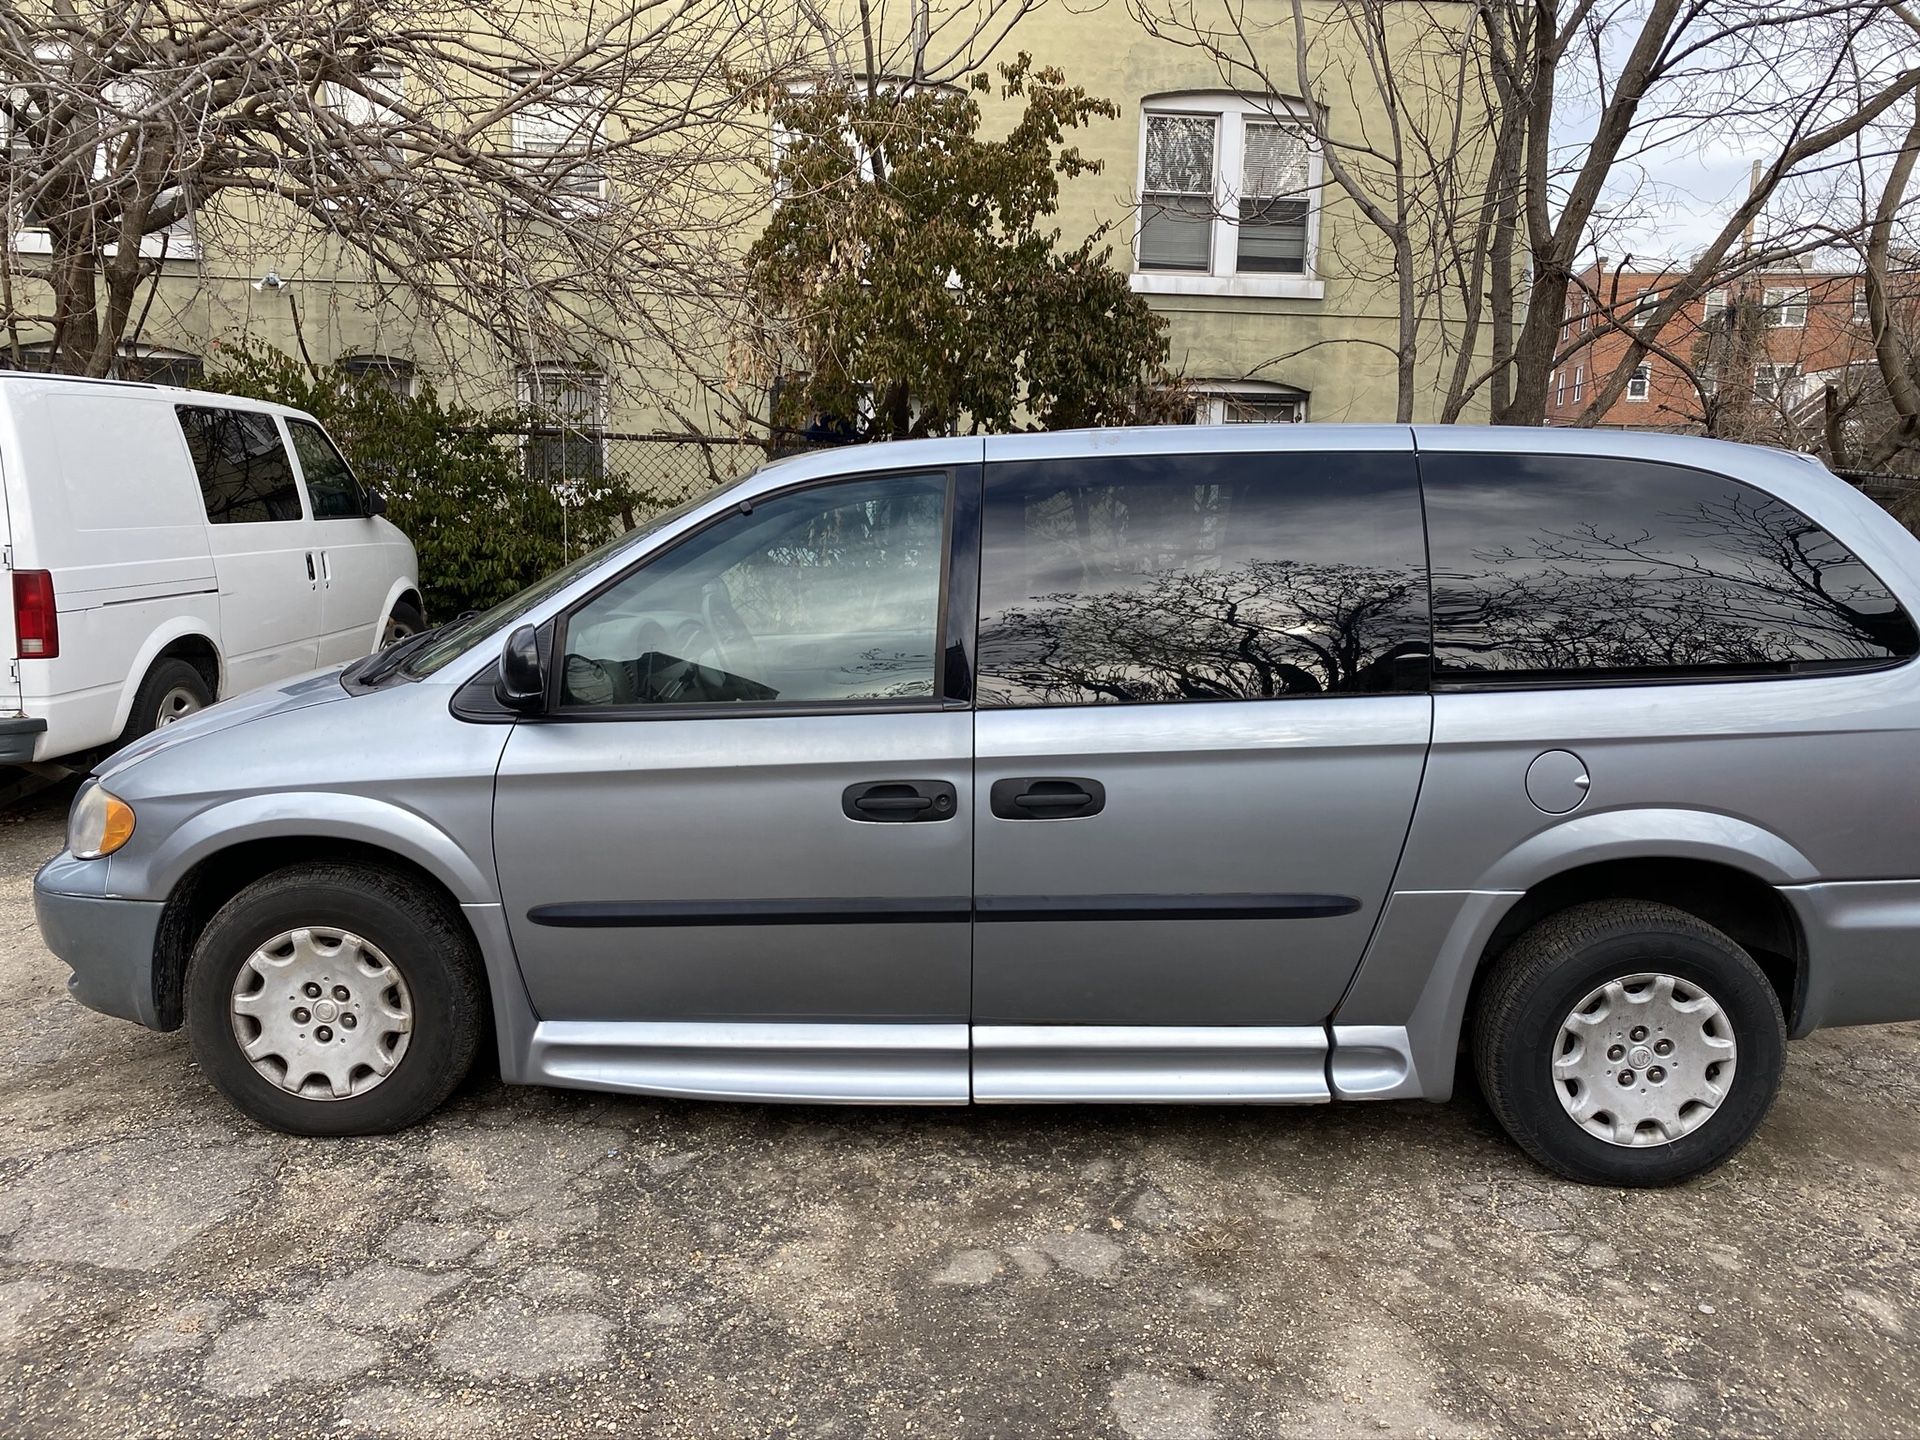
[305,552,317,585]
[990,777,1106,819]
[320,550,332,585]
[843,780,958,823]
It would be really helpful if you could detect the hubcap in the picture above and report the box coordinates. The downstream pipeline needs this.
[156,685,203,726]
[380,616,418,649]
[1552,972,1737,1147]
[229,927,413,1101]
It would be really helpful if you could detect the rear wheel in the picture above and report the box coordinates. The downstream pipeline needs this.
[1473,900,1786,1186]
[116,656,213,749]
[185,862,484,1135]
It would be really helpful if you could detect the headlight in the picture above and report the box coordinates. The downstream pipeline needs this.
[69,781,136,860]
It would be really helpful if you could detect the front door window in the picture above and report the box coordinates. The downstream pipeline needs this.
[559,472,949,709]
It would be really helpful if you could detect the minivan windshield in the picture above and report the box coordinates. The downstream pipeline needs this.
[400,478,752,679]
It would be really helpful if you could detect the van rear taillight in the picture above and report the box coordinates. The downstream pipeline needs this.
[13,571,58,659]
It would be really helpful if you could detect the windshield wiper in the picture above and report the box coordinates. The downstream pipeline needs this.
[348,611,479,687]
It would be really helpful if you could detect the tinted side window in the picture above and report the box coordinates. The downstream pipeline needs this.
[560,473,948,708]
[175,406,303,524]
[287,419,364,519]
[1424,453,1919,682]
[976,453,1429,706]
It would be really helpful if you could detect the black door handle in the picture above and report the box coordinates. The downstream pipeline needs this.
[843,780,958,823]
[990,777,1106,820]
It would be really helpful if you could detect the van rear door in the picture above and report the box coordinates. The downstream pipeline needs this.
[0,397,21,718]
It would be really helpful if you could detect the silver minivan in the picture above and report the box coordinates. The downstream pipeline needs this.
[34,426,1920,1185]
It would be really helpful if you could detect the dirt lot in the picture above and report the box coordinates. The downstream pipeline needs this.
[3,789,1920,1439]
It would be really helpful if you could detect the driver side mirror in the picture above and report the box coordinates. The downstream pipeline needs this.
[363,487,388,518]
[496,624,547,713]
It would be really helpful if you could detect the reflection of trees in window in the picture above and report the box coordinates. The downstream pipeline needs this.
[979,557,1427,704]
[1434,485,1917,676]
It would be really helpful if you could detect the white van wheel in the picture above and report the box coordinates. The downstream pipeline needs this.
[116,657,215,750]
[156,685,204,726]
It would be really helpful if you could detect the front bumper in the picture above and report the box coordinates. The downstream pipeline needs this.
[34,855,166,1030]
[0,715,47,765]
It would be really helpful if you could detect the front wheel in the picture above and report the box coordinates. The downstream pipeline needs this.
[185,863,484,1135]
[381,600,427,650]
[1473,900,1786,1186]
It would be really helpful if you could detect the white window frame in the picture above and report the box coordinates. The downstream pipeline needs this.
[1854,288,1871,324]
[1626,363,1651,401]
[508,68,608,215]
[6,51,200,259]
[1571,365,1583,403]
[1703,288,1729,323]
[1131,93,1323,301]
[1554,370,1565,407]
[1185,379,1309,425]
[1763,286,1808,328]
[324,57,404,130]
[1754,361,1800,404]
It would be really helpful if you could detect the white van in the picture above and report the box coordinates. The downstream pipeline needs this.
[0,373,421,764]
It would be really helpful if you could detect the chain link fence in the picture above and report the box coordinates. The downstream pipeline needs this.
[506,427,840,533]
[503,431,1920,545]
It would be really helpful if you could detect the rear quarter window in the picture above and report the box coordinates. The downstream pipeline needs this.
[1423,453,1919,683]
[976,451,1430,705]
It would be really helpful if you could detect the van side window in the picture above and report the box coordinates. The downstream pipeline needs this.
[175,406,304,524]
[976,453,1429,706]
[1424,453,1920,683]
[286,419,365,519]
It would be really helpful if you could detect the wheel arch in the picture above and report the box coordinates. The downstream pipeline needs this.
[1469,857,1807,1034]
[113,623,224,736]
[1339,808,1815,1101]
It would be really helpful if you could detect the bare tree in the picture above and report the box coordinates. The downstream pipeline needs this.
[0,0,1039,429]
[1125,0,1920,427]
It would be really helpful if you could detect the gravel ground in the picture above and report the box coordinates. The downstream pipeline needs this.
[4,787,1920,1439]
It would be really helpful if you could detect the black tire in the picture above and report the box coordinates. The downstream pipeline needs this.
[116,656,213,749]
[381,600,427,649]
[185,862,485,1136]
[1473,899,1786,1187]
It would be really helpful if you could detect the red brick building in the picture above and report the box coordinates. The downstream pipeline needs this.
[1541,261,1879,438]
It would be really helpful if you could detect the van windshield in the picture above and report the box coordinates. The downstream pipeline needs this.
[400,479,750,679]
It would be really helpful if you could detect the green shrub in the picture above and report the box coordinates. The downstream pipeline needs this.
[197,343,627,618]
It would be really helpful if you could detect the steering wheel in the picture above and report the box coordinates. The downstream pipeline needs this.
[701,582,763,678]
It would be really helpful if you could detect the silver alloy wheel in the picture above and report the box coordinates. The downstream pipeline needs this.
[229,927,414,1101]
[1553,972,1738,1147]
[380,614,418,649]
[155,685,203,726]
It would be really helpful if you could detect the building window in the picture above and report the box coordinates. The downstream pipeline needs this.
[324,56,404,130]
[120,348,203,387]
[509,69,607,214]
[1134,96,1318,297]
[1636,288,1662,315]
[1626,363,1651,401]
[1554,370,1565,407]
[1572,366,1584,403]
[1703,289,1730,323]
[1697,363,1719,399]
[1186,382,1309,425]
[338,354,416,399]
[1754,362,1800,404]
[1763,287,1808,328]
[1854,288,1871,324]
[518,364,606,482]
